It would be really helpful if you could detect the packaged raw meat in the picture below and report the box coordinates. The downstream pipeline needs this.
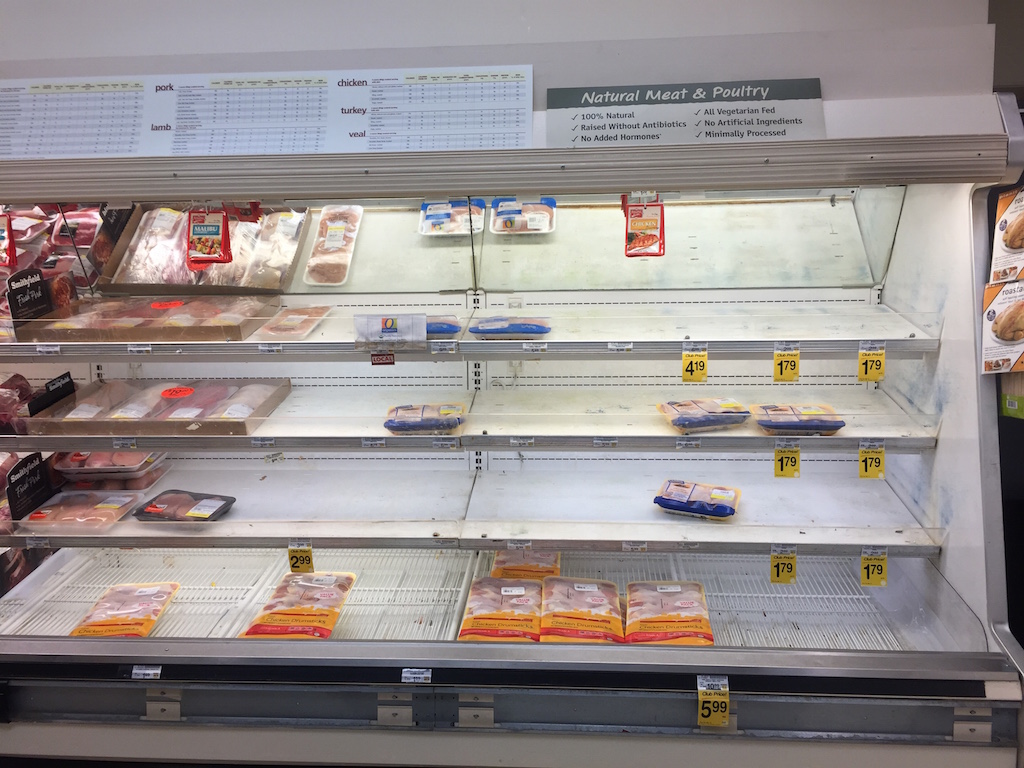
[114,207,194,286]
[751,404,846,436]
[20,491,141,528]
[467,317,551,339]
[107,382,183,421]
[133,490,236,522]
[419,199,485,236]
[9,213,51,243]
[489,197,557,234]
[0,374,33,403]
[304,205,363,286]
[241,572,357,639]
[0,453,18,492]
[198,219,258,286]
[58,380,140,421]
[254,306,331,340]
[383,403,465,435]
[156,383,240,421]
[205,383,278,420]
[242,210,305,289]
[625,581,714,645]
[458,578,542,642]
[67,463,168,492]
[69,582,180,637]
[198,297,268,327]
[491,551,561,580]
[48,208,102,249]
[55,451,165,479]
[654,480,740,520]
[540,577,624,643]
[657,399,751,434]
[426,316,462,338]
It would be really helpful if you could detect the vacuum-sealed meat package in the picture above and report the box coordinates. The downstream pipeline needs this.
[205,383,278,420]
[540,577,624,643]
[751,404,846,436]
[426,316,462,338]
[241,572,357,639]
[114,208,193,286]
[107,382,182,421]
[467,317,551,339]
[304,205,362,286]
[653,479,739,520]
[48,208,102,249]
[254,306,331,340]
[625,581,714,645]
[58,380,140,421]
[489,197,557,234]
[156,382,240,421]
[133,490,235,522]
[20,491,141,528]
[383,403,465,435]
[657,399,751,434]
[491,551,561,580]
[419,199,485,236]
[458,578,542,642]
[243,210,306,289]
[69,582,180,637]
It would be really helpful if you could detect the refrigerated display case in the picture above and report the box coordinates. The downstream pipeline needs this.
[0,95,1021,767]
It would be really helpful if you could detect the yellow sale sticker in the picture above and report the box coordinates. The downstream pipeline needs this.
[770,544,797,584]
[861,546,887,587]
[859,439,885,479]
[288,540,314,574]
[773,342,799,382]
[858,341,885,382]
[682,343,708,383]
[697,675,730,727]
[774,439,799,478]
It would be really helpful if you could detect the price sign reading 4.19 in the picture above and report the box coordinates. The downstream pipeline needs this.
[861,545,887,587]
[858,341,885,382]
[682,342,708,383]
[697,674,730,728]
[288,538,314,574]
[774,438,800,478]
[773,341,800,382]
[770,543,797,584]
[859,439,885,479]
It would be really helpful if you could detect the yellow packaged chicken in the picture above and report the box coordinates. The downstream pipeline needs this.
[240,572,356,640]
[458,578,542,642]
[490,550,561,580]
[70,582,179,638]
[540,577,624,643]
[624,581,714,646]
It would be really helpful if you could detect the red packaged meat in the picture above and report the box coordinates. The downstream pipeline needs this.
[20,491,141,528]
[66,463,168,492]
[304,205,362,286]
[255,306,331,340]
[156,383,240,421]
[106,382,183,421]
[133,490,236,522]
[48,208,102,249]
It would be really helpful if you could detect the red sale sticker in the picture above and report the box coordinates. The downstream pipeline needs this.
[151,300,185,310]
[161,386,195,399]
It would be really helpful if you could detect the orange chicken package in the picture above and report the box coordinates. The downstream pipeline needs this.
[540,577,624,643]
[624,581,714,645]
[458,578,542,642]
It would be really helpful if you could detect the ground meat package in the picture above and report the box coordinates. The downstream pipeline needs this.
[540,577,624,643]
[241,572,357,639]
[751,404,846,436]
[19,491,142,528]
[458,578,543,642]
[657,398,751,434]
[383,403,465,435]
[654,480,740,520]
[304,205,363,286]
[625,581,714,646]
[491,551,561,580]
[69,582,180,637]
[133,490,236,522]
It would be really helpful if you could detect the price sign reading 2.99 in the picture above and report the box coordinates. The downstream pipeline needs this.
[682,342,708,382]
[288,539,314,573]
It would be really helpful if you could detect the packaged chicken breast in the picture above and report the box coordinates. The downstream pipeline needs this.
[419,199,485,236]
[426,316,462,338]
[653,479,739,520]
[133,490,236,522]
[491,551,561,580]
[205,383,278,420]
[54,451,166,479]
[540,577,624,643]
[20,491,141,528]
[254,306,332,340]
[489,197,557,234]
[625,581,714,646]
[383,403,465,435]
[241,571,357,639]
[58,380,141,421]
[65,463,168,493]
[751,404,846,436]
[70,582,180,637]
[657,399,751,434]
[467,317,551,339]
[458,578,542,642]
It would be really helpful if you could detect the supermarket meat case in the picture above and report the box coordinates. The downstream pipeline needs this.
[0,143,1022,758]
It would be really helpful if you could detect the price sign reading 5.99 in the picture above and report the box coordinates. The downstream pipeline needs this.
[697,674,730,728]
[682,342,708,383]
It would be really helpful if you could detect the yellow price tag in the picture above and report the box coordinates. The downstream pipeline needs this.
[773,342,799,382]
[859,439,885,479]
[697,675,730,727]
[860,546,887,587]
[858,341,885,382]
[774,438,799,478]
[770,544,797,584]
[288,539,314,573]
[682,342,708,382]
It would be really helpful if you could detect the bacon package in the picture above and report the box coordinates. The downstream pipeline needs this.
[540,577,624,644]
[625,581,714,646]
[20,491,141,528]
[70,582,180,638]
[383,403,465,435]
[133,490,236,522]
[255,306,331,340]
[241,572,357,639]
[491,551,561,580]
[751,404,846,436]
[654,480,739,520]
[458,578,543,642]
[304,205,363,286]
[489,197,557,234]
[657,399,751,434]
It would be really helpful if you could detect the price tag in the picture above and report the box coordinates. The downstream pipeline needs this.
[430,340,459,354]
[774,438,800,478]
[25,536,49,549]
[288,539,314,574]
[676,437,701,450]
[127,343,152,356]
[682,342,708,382]
[509,437,535,448]
[861,546,887,587]
[112,437,138,450]
[773,342,799,382]
[523,342,548,353]
[35,344,60,356]
[362,437,386,448]
[401,668,432,684]
[593,437,618,448]
[258,342,283,354]
[607,341,633,352]
[432,437,459,450]
[859,439,885,479]
[507,540,532,550]
[770,544,797,584]
[858,341,885,382]
[622,541,648,552]
[251,436,276,448]
[131,665,162,681]
[697,675,730,728]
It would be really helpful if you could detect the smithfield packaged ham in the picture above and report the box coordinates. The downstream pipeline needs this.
[70,582,180,637]
[458,578,542,642]
[383,403,465,435]
[625,581,714,646]
[657,399,751,434]
[540,577,624,643]
[491,551,561,580]
[20,491,141,528]
[133,490,236,522]
[751,404,846,436]
[489,197,556,234]
[241,572,357,639]
[654,480,739,520]
[304,205,363,286]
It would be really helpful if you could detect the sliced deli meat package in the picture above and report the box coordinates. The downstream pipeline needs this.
[625,581,714,646]
[383,403,465,435]
[654,479,739,520]
[657,399,751,434]
[241,572,357,640]
[491,551,561,580]
[751,403,845,436]
[540,577,624,643]
[70,582,180,638]
[21,491,142,528]
[489,197,557,234]
[133,490,236,522]
[304,205,363,286]
[458,578,543,642]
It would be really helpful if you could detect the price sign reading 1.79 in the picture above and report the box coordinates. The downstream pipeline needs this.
[773,341,800,382]
[858,341,885,382]
[682,342,708,383]
[861,545,887,587]
[774,438,800,478]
